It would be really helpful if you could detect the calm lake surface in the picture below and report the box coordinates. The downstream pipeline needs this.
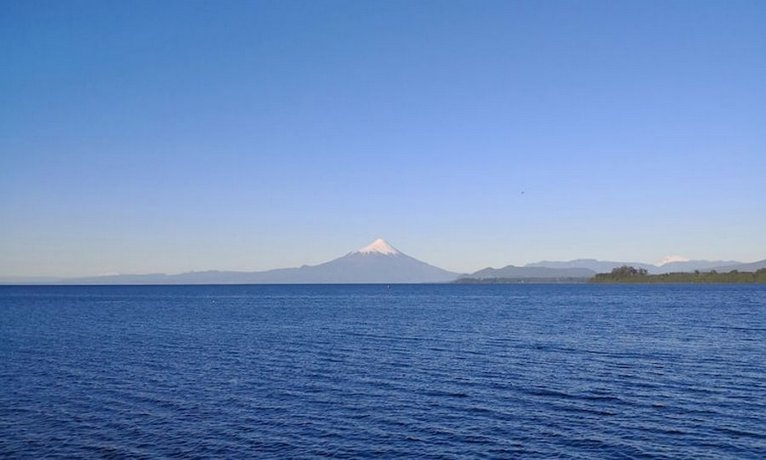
[1,284,765,458]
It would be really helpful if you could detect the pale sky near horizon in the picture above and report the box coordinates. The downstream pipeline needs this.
[2,0,765,277]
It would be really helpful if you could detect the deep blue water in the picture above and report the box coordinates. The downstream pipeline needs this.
[1,284,765,458]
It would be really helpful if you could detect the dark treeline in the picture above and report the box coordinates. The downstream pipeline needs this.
[591,266,766,284]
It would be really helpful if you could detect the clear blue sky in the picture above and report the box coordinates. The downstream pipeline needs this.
[2,0,764,277]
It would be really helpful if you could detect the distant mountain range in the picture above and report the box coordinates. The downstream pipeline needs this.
[524,259,653,274]
[710,260,766,273]
[459,259,766,282]
[467,266,596,279]
[524,258,748,275]
[2,240,764,284]
[13,239,457,284]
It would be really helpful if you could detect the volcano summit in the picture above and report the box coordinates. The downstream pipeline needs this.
[55,239,459,284]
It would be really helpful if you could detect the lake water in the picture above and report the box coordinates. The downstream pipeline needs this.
[1,284,765,458]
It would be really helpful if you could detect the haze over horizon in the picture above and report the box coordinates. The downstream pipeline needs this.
[2,0,765,278]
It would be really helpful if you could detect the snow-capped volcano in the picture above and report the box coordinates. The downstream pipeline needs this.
[64,238,459,284]
[354,238,401,256]
[249,238,457,283]
[656,255,689,266]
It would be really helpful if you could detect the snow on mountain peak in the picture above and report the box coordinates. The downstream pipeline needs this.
[356,238,401,255]
[656,255,690,266]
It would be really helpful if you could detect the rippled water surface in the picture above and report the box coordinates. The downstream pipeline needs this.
[1,284,765,458]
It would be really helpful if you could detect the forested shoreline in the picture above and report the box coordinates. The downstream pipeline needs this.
[590,266,766,284]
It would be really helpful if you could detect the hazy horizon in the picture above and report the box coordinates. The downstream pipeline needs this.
[2,0,765,277]
[1,237,763,280]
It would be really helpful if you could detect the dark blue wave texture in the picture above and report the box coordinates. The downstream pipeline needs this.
[1,284,765,458]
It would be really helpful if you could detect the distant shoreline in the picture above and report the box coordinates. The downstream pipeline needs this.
[5,279,765,286]
[590,268,766,284]
[452,277,589,284]
[453,268,766,285]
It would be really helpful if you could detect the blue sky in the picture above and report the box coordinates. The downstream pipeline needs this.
[1,0,764,276]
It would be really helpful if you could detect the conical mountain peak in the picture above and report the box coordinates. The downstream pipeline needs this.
[355,238,401,255]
